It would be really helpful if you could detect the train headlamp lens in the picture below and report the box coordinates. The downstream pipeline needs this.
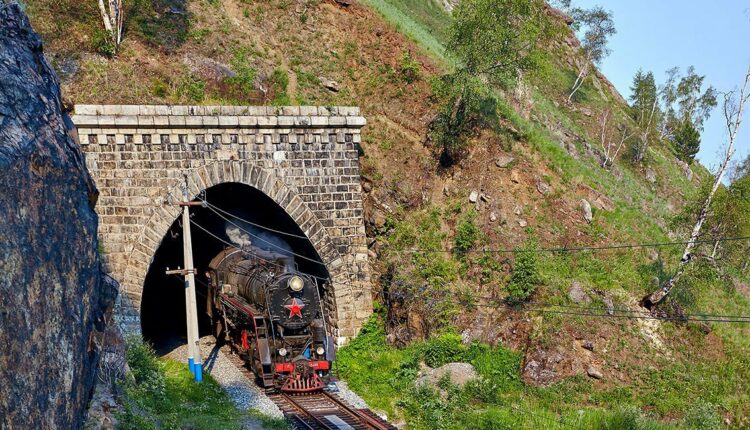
[316,346,325,356]
[288,276,304,292]
[279,348,288,357]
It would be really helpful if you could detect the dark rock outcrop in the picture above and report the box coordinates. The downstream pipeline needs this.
[0,5,116,429]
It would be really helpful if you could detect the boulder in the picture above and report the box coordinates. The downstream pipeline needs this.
[645,168,657,183]
[568,282,591,304]
[469,190,479,203]
[183,55,236,82]
[415,362,478,389]
[495,155,515,168]
[675,159,694,180]
[536,179,552,196]
[580,199,593,223]
[319,76,340,92]
[510,170,520,184]
[587,365,604,380]
[0,6,116,428]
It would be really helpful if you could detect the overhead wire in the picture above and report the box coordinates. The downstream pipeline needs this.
[391,235,750,255]
[185,194,750,254]
[186,194,750,256]
[187,218,750,324]
[201,198,312,240]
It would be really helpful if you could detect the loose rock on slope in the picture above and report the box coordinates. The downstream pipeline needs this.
[0,5,115,429]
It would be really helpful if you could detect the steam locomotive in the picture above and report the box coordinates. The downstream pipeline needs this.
[205,245,335,392]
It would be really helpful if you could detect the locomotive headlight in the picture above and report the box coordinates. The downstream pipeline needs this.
[278,348,288,357]
[288,276,304,292]
[316,346,325,356]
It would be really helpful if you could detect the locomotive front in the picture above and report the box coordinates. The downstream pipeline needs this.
[207,246,335,393]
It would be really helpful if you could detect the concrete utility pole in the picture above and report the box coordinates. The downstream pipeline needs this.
[166,188,203,382]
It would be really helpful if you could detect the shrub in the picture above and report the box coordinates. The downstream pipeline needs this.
[151,78,168,98]
[683,402,722,430]
[226,48,258,99]
[507,244,540,304]
[271,69,291,105]
[91,29,116,58]
[454,209,479,254]
[124,336,166,400]
[399,51,421,83]
[175,72,205,103]
[428,72,496,166]
[422,333,466,367]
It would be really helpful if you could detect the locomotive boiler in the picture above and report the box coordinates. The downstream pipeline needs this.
[206,245,335,392]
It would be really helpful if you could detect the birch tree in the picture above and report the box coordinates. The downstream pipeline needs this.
[645,64,750,307]
[598,108,634,168]
[567,6,615,102]
[629,70,660,162]
[98,0,124,47]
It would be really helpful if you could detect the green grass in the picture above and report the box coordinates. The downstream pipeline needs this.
[357,0,451,63]
[120,338,290,430]
[337,314,737,429]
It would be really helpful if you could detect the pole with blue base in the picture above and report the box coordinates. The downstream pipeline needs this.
[168,182,204,382]
[194,360,203,382]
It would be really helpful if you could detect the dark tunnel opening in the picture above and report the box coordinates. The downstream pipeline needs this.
[140,182,330,352]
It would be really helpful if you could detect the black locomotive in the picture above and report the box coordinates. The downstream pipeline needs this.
[205,245,335,392]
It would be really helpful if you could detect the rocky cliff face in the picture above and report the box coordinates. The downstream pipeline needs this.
[0,4,116,429]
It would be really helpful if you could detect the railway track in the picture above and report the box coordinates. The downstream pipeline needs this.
[269,391,395,430]
[221,344,396,430]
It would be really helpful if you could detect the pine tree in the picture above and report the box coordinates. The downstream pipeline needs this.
[673,118,701,164]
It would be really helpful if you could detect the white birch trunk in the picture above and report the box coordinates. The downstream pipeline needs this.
[645,65,750,306]
[568,56,590,103]
[635,97,659,163]
[98,0,123,46]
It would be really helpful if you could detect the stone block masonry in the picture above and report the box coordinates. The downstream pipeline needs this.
[72,105,372,342]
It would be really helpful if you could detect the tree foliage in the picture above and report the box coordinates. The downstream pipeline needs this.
[628,69,660,162]
[570,6,616,65]
[709,155,750,272]
[428,0,550,165]
[673,118,701,164]
[507,244,540,304]
[567,5,615,101]
[660,66,717,139]
[448,0,550,87]
[428,72,494,166]
[629,70,659,128]
[628,66,716,164]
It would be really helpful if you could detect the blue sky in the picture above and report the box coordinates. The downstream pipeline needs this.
[572,0,750,172]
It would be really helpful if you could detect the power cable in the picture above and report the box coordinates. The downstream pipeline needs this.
[391,235,750,255]
[187,196,750,256]
[201,199,311,240]
[189,218,750,324]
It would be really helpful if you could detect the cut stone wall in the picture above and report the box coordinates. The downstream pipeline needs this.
[72,105,372,341]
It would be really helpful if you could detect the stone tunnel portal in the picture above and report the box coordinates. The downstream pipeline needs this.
[73,105,373,342]
[141,182,331,350]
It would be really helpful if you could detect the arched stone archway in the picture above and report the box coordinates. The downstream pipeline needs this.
[117,161,360,340]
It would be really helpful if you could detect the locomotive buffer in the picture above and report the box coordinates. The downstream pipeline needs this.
[165,192,204,382]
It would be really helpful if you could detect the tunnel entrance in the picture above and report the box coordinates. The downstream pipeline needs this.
[140,182,330,352]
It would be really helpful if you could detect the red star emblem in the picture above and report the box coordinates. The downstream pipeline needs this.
[284,298,305,318]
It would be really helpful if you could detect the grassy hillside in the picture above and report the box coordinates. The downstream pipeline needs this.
[23,0,750,428]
